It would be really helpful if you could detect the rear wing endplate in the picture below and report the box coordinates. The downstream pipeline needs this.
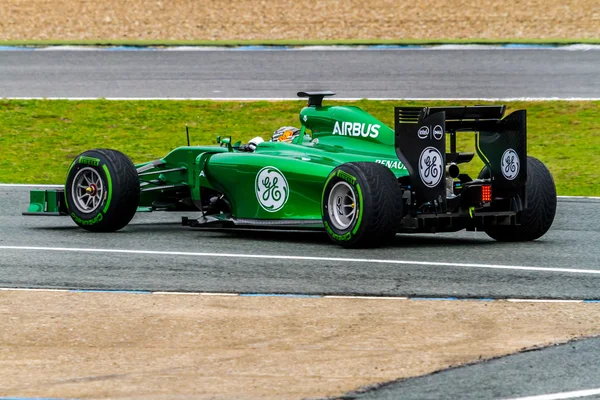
[394,106,527,210]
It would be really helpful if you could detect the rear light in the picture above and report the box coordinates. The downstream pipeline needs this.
[481,185,492,203]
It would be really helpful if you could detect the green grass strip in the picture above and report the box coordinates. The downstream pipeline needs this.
[1,38,600,47]
[0,99,598,196]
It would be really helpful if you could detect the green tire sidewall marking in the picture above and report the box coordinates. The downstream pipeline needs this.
[102,164,113,214]
[351,183,363,235]
[336,169,357,185]
[71,212,103,226]
[65,155,102,213]
[66,154,111,226]
[321,168,358,212]
[324,221,352,241]
[78,156,101,167]
[323,167,363,241]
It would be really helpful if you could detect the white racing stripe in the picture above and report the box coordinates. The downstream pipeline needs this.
[1,245,599,275]
[504,387,600,400]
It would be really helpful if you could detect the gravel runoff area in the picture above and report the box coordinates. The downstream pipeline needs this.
[2,291,600,399]
[1,0,598,41]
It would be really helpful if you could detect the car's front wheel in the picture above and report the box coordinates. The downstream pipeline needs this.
[65,149,140,232]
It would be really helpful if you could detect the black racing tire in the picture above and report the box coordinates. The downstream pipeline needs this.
[322,162,403,248]
[480,156,557,242]
[65,149,140,232]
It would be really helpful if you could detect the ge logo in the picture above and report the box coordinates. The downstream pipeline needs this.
[255,166,289,212]
[418,126,429,139]
[501,149,520,180]
[419,147,444,188]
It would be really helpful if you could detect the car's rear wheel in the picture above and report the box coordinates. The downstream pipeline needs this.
[322,162,403,248]
[65,149,140,232]
[480,156,556,241]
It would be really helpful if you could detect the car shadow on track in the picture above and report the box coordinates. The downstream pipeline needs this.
[30,223,498,248]
[31,222,182,231]
[191,228,496,248]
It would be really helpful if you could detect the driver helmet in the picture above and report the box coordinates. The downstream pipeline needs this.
[271,126,300,143]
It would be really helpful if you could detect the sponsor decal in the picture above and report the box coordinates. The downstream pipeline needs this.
[501,148,520,180]
[418,147,444,188]
[418,125,444,140]
[255,166,289,212]
[375,159,407,170]
[332,121,380,138]
[71,212,103,225]
[324,221,352,241]
[433,125,444,140]
[78,156,100,167]
[336,169,357,185]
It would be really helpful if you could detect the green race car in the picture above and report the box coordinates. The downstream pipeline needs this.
[24,91,557,247]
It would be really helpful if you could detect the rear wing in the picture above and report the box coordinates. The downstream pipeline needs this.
[394,105,527,210]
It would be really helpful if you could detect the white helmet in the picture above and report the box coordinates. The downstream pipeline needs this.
[247,136,264,152]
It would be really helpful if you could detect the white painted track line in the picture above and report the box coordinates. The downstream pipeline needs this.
[504,387,600,400]
[557,195,600,200]
[3,44,600,52]
[3,97,600,101]
[324,295,409,300]
[0,183,63,187]
[1,245,599,275]
[506,299,584,303]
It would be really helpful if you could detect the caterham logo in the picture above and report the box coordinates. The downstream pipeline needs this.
[255,166,289,212]
[418,147,444,188]
[332,121,380,138]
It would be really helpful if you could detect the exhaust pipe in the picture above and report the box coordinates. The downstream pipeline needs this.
[447,163,460,178]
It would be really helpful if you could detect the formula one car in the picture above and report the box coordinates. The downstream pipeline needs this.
[24,91,557,247]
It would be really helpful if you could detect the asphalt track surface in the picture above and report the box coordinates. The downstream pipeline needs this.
[2,48,600,400]
[1,186,599,299]
[341,335,600,400]
[1,48,600,99]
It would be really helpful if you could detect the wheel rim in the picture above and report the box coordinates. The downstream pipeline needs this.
[327,181,357,230]
[71,167,104,214]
